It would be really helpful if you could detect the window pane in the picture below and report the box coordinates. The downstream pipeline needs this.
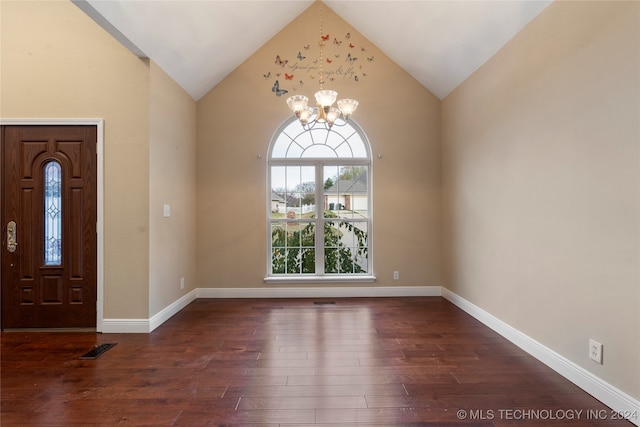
[335,142,355,158]
[324,166,368,218]
[271,221,315,275]
[301,144,336,158]
[286,142,304,158]
[323,219,368,274]
[272,166,316,218]
[325,130,346,152]
[346,135,368,158]
[44,161,62,266]
[271,248,286,274]
[325,248,339,273]
[271,132,295,158]
[293,130,314,152]
[271,222,286,246]
[301,248,315,273]
[270,166,286,217]
[289,166,315,217]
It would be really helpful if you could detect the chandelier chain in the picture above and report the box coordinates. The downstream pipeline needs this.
[318,3,324,89]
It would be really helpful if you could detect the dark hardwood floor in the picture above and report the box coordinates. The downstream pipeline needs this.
[1,297,634,426]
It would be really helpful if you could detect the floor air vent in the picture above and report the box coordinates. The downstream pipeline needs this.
[313,301,336,305]
[80,343,117,360]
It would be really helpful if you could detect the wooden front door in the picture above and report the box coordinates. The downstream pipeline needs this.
[1,125,97,329]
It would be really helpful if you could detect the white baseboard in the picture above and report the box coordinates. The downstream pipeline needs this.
[441,287,640,426]
[101,318,150,333]
[149,289,198,332]
[102,289,197,333]
[196,285,441,299]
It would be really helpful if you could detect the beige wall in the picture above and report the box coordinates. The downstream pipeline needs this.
[442,1,639,399]
[196,2,442,289]
[149,62,197,317]
[3,0,636,403]
[1,0,151,319]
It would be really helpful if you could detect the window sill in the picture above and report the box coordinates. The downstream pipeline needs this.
[264,275,376,284]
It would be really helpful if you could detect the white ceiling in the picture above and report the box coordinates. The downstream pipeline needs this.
[74,0,553,101]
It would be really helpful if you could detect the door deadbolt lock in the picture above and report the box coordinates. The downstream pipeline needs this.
[7,221,17,253]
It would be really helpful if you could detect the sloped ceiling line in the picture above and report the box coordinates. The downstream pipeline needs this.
[75,0,552,101]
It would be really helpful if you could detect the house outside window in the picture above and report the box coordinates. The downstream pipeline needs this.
[266,116,373,282]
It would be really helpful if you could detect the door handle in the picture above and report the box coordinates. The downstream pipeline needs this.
[7,221,17,253]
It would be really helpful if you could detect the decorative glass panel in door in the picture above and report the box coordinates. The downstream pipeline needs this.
[44,161,62,266]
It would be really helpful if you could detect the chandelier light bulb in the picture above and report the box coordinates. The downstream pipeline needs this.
[299,107,314,125]
[326,108,340,126]
[315,90,338,109]
[337,99,359,119]
[287,95,308,115]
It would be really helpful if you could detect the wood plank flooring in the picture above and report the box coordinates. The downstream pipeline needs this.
[1,297,635,426]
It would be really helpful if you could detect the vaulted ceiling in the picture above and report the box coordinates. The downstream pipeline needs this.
[73,0,553,101]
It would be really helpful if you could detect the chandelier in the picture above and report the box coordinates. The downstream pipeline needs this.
[286,4,358,129]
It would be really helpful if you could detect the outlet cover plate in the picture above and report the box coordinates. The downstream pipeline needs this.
[589,339,603,364]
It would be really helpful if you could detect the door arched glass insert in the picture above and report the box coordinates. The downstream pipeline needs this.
[44,161,62,266]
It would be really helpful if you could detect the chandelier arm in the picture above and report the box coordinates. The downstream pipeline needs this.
[329,119,348,127]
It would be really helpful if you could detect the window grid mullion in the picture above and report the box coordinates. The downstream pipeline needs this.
[314,162,324,275]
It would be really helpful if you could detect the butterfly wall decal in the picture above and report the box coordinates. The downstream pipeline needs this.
[275,55,288,67]
[265,34,375,95]
[272,80,288,97]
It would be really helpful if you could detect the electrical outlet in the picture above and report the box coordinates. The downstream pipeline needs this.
[393,271,399,280]
[180,277,185,290]
[589,339,603,364]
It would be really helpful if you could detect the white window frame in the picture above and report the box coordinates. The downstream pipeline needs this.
[265,116,375,283]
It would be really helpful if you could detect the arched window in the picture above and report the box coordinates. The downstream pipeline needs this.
[267,117,373,281]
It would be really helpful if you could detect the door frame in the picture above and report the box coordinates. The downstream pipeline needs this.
[1,119,104,331]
